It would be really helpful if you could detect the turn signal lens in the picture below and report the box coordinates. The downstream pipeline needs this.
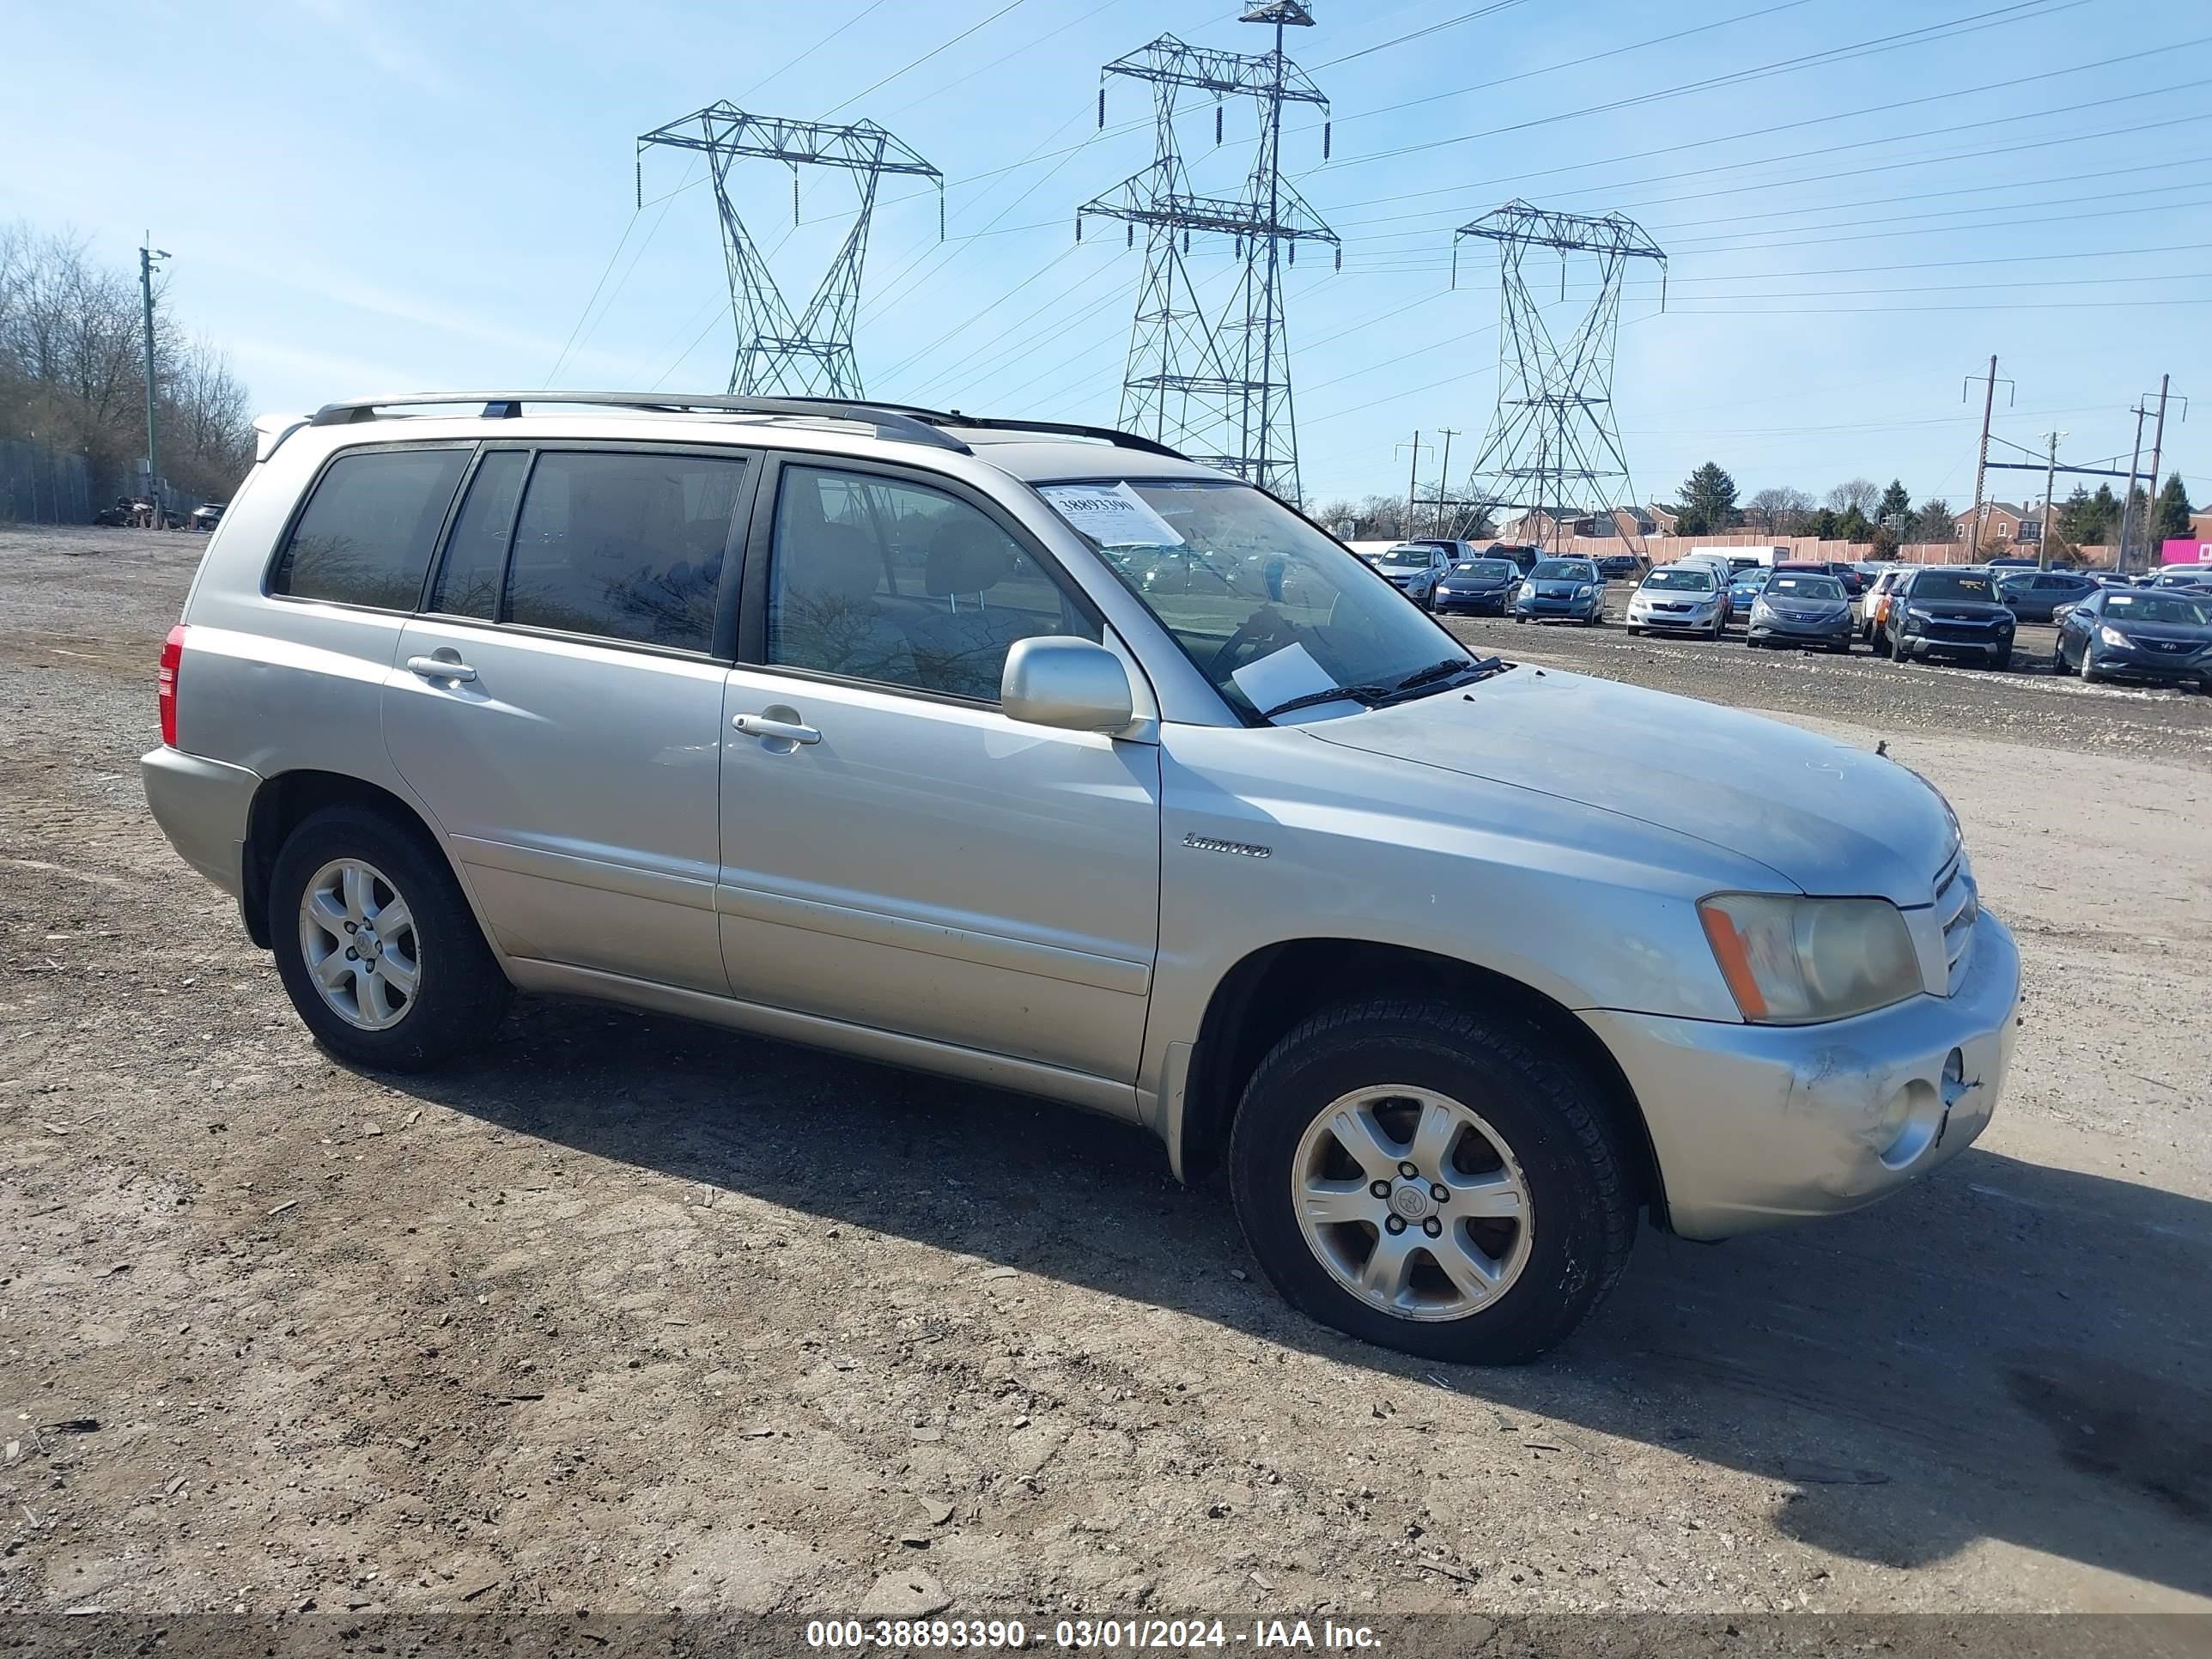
[1698,893,1921,1024]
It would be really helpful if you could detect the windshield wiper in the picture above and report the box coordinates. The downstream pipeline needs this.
[1385,654,1505,699]
[1260,683,1393,720]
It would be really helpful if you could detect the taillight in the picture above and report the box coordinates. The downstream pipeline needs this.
[158,624,185,747]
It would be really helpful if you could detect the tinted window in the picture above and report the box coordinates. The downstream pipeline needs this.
[270,446,469,610]
[432,449,529,620]
[505,450,744,651]
[1911,570,1996,601]
[767,466,1098,700]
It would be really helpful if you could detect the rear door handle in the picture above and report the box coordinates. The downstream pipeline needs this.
[408,655,477,683]
[732,712,820,745]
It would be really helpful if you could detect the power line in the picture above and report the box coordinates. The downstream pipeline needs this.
[819,0,1036,120]
[1310,0,1536,69]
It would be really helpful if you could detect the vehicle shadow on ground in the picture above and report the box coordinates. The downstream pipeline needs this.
[398,996,2212,1600]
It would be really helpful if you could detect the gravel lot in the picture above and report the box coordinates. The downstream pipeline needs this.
[4,525,2209,1623]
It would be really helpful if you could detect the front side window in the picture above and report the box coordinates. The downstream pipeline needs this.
[765,465,1098,700]
[1039,477,1472,720]
[270,446,470,610]
[504,450,744,651]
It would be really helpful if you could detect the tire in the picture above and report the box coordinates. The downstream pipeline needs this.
[1828,639,1850,654]
[2051,644,2070,676]
[1986,645,2008,671]
[1227,998,1637,1365]
[2081,659,2102,685]
[269,805,511,1072]
[1893,639,1912,664]
[1625,625,1640,636]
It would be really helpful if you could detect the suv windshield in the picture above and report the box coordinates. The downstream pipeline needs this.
[1039,478,1476,720]
[1532,560,1594,581]
[1643,568,1714,592]
[1376,547,1431,568]
[1911,570,1997,602]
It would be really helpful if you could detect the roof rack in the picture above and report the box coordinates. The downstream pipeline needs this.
[301,392,1193,463]
[304,392,971,453]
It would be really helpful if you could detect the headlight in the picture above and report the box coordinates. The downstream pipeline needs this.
[1519,581,1535,597]
[1903,606,1931,630]
[1698,894,1922,1024]
[2098,625,2130,648]
[1576,584,1595,597]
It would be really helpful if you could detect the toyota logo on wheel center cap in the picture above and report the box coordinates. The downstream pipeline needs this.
[1389,1184,1434,1222]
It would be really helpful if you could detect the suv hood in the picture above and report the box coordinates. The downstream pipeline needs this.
[1307,666,1955,906]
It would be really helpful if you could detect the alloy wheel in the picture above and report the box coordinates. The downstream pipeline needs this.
[297,857,421,1030]
[1290,1085,1534,1322]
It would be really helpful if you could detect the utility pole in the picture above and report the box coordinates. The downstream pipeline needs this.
[2116,401,2148,574]
[2035,430,2063,570]
[1431,427,1459,536]
[1962,356,2012,560]
[1397,431,1430,538]
[2140,374,2181,568]
[138,237,169,509]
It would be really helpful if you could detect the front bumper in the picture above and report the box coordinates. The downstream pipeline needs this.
[1516,595,1599,619]
[2085,643,2209,683]
[1585,908,2020,1240]
[1748,612,1852,644]
[142,746,262,898]
[1435,590,1510,612]
[1631,607,1719,631]
[1903,625,2011,657]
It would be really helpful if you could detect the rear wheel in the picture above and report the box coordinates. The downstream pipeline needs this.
[1227,999,1636,1364]
[269,805,511,1071]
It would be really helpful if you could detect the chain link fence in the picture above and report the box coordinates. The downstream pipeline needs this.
[0,439,92,524]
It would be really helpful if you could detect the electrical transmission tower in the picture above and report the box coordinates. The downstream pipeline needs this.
[1079,2,1338,502]
[1450,202,1666,548]
[637,103,940,398]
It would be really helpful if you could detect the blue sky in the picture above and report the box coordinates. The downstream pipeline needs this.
[6,0,2208,511]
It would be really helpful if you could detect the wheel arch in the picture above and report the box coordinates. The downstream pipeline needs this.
[241,770,462,949]
[1176,937,1670,1231]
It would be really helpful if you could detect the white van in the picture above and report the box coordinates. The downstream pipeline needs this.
[1689,544,1784,568]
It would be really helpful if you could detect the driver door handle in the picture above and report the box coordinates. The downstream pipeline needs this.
[732,712,821,745]
[407,654,477,683]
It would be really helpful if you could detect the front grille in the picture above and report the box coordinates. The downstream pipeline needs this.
[1934,848,1978,993]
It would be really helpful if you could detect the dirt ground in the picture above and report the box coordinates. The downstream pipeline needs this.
[3,525,2209,1622]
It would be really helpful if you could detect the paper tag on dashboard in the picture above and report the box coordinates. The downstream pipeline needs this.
[1230,641,1346,716]
[1036,482,1186,548]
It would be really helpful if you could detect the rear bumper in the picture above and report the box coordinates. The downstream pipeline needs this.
[142,746,261,898]
[1586,909,2020,1240]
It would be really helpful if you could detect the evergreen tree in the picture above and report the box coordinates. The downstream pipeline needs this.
[1912,497,1957,542]
[1876,479,1911,528]
[1674,462,1740,536]
[2152,471,2193,542]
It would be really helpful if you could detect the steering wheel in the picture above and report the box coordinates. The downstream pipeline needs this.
[1206,605,1304,681]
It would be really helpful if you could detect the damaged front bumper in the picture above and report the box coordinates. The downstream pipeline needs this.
[1584,908,2020,1239]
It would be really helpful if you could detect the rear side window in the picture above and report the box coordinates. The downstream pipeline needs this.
[432,449,530,620]
[270,447,470,609]
[504,451,746,652]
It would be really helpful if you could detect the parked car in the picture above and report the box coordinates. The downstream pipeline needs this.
[191,502,226,532]
[2051,587,2212,689]
[1431,556,1521,616]
[1882,566,2015,668]
[1996,568,2100,623]
[1747,570,1854,653]
[1595,553,1647,580]
[1481,541,1541,575]
[1512,556,1606,625]
[1624,563,1724,639]
[1724,566,1770,623]
[2151,564,2212,592]
[142,389,2018,1365]
[1860,568,1913,646]
[1370,542,1453,606]
[1772,557,1866,598]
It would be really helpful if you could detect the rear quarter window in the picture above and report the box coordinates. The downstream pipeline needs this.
[269,446,471,610]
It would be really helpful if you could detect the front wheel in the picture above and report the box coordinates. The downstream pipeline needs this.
[1227,999,1636,1364]
[269,805,511,1071]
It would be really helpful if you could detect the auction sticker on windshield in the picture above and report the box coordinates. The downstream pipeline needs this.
[1036,482,1186,548]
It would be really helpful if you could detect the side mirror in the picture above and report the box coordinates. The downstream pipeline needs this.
[1001,636,1135,734]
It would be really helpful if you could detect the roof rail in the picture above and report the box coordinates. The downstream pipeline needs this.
[303,392,972,453]
[920,415,1188,460]
[301,392,1194,464]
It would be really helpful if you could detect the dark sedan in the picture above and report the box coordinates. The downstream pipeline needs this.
[2051,588,2212,690]
[1883,567,2015,669]
[1997,568,2100,623]
[1747,570,1854,652]
[1431,556,1521,615]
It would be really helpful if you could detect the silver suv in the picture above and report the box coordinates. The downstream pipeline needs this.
[143,392,2019,1364]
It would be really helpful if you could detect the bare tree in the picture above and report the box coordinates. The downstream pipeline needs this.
[1825,477,1881,517]
[0,218,256,507]
[1745,486,1812,535]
